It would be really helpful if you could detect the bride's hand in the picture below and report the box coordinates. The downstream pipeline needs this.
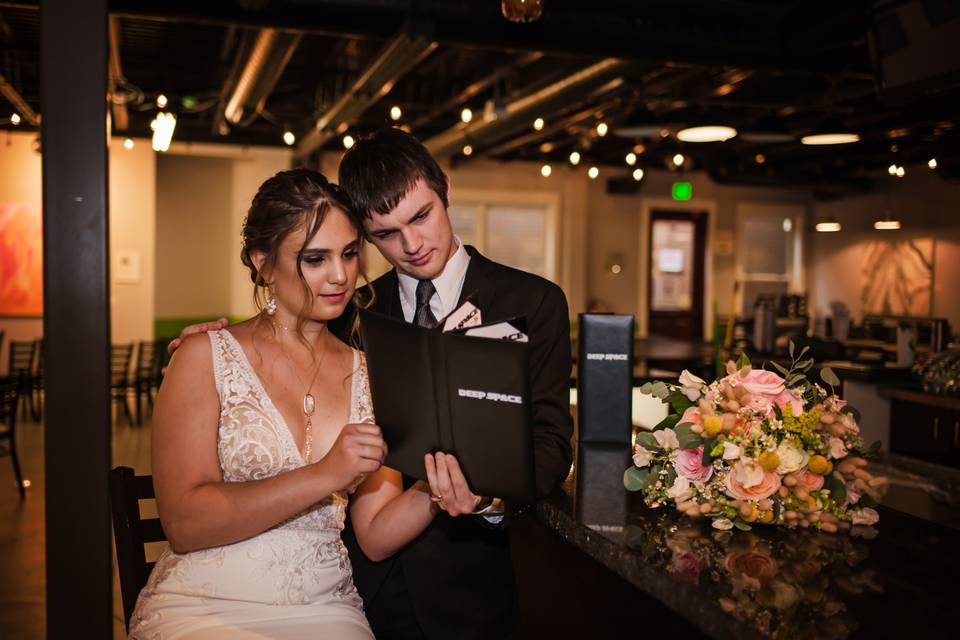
[315,423,387,491]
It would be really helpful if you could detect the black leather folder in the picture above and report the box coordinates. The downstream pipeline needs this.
[577,313,634,444]
[359,309,536,503]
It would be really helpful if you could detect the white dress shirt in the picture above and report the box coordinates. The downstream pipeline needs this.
[397,237,471,325]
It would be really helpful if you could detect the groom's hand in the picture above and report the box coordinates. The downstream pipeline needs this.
[167,317,229,355]
[424,452,485,517]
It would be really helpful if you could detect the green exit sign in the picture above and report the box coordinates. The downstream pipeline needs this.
[672,181,693,201]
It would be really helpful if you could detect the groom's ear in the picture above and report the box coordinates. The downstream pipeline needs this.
[444,174,452,204]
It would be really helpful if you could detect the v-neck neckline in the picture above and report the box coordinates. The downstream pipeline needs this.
[220,329,358,466]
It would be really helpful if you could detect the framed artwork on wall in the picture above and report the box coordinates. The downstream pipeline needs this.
[0,203,43,316]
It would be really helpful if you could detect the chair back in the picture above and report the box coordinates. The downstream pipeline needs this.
[8,341,37,379]
[0,378,17,430]
[33,338,44,379]
[109,466,165,629]
[135,341,156,380]
[111,344,134,386]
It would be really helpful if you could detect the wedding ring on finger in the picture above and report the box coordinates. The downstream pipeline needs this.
[430,494,445,505]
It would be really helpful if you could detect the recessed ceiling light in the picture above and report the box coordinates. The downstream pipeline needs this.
[283,131,295,146]
[541,164,552,177]
[888,164,898,175]
[10,113,21,125]
[632,168,644,181]
[801,133,860,145]
[462,144,473,156]
[569,151,581,165]
[625,152,637,165]
[596,122,608,137]
[874,219,901,230]
[461,108,473,124]
[343,135,355,149]
[928,158,938,169]
[588,166,599,179]
[123,138,134,150]
[156,94,168,109]
[896,166,905,178]
[677,125,737,142]
[672,153,685,167]
[533,117,545,131]
[815,220,842,232]
[390,106,402,121]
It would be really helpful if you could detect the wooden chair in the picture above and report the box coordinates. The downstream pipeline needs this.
[109,466,165,629]
[111,344,135,425]
[0,378,25,498]
[133,341,157,425]
[30,338,43,422]
[7,340,38,421]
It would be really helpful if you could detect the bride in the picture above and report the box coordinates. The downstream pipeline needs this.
[130,169,439,639]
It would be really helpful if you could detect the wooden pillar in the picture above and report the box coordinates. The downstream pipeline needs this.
[40,0,112,635]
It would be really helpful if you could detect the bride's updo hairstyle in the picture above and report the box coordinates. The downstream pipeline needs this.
[240,168,372,339]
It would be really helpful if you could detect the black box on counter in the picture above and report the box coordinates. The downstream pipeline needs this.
[577,313,634,443]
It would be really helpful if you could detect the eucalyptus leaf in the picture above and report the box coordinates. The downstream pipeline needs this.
[823,475,847,503]
[670,391,694,414]
[653,413,681,431]
[799,346,810,358]
[675,422,704,449]
[639,382,653,394]
[821,367,841,387]
[624,466,650,491]
[770,361,790,376]
[773,404,784,421]
[702,437,717,465]
[636,431,660,450]
[796,358,814,371]
[789,340,795,358]
[733,520,753,531]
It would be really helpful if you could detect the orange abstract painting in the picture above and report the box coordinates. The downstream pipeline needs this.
[0,204,43,315]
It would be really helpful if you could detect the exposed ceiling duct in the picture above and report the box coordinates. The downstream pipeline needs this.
[294,31,437,160]
[220,28,302,128]
[108,15,128,131]
[0,73,39,126]
[425,58,628,159]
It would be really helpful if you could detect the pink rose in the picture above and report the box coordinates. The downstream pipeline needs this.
[724,460,782,501]
[790,469,824,492]
[670,551,705,585]
[680,406,703,426]
[674,446,714,483]
[738,368,804,415]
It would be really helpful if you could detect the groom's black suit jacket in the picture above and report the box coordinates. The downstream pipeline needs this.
[340,246,573,640]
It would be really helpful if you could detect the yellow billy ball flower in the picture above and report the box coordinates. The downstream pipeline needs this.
[808,455,833,475]
[759,510,775,524]
[759,451,781,472]
[703,415,723,437]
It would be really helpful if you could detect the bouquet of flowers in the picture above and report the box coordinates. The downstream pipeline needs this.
[624,344,888,533]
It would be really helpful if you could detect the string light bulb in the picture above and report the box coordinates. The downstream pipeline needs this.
[461,108,473,124]
[10,113,21,125]
[123,138,134,150]
[343,135,355,149]
[625,152,637,165]
[588,166,599,179]
[672,153,685,167]
[928,158,938,170]
[596,122,608,137]
[390,106,402,121]
[541,164,552,177]
[569,151,581,165]
[150,112,177,152]
[283,131,296,146]
[533,117,544,131]
[632,168,644,181]
[463,144,473,156]
[156,94,168,109]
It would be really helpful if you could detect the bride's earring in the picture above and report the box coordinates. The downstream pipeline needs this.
[265,286,278,316]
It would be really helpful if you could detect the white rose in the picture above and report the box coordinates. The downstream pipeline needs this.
[775,440,809,474]
[733,459,764,489]
[712,517,734,530]
[722,441,742,461]
[654,429,680,451]
[666,475,695,503]
[679,370,706,402]
[633,445,652,468]
[829,437,848,459]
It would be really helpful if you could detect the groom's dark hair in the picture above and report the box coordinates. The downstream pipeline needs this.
[339,127,449,219]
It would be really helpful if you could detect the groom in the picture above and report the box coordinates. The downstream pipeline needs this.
[337,128,573,639]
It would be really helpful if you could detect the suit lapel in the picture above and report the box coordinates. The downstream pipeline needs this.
[458,245,495,312]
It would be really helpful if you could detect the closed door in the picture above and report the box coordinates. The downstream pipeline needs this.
[647,210,707,341]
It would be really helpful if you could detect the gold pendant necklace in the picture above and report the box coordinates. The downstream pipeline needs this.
[273,319,327,463]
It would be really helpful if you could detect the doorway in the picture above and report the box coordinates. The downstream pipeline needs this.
[647,209,707,341]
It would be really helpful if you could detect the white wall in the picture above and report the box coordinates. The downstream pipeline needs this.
[809,167,960,328]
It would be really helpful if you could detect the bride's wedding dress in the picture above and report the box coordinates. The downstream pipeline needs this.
[129,329,374,639]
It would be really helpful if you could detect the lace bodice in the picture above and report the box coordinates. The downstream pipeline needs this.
[129,329,373,626]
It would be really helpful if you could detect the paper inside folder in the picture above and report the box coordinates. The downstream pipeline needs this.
[443,301,482,332]
[464,321,529,342]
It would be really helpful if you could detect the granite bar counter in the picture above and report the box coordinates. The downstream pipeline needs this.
[534,443,960,639]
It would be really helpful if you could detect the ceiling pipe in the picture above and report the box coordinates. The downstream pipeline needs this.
[0,73,39,126]
[222,28,302,126]
[425,58,628,159]
[295,31,437,160]
[108,15,128,131]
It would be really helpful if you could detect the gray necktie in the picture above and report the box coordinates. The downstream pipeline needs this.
[414,279,438,328]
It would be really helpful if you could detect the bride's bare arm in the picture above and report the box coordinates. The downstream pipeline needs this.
[152,333,385,553]
[348,468,438,562]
